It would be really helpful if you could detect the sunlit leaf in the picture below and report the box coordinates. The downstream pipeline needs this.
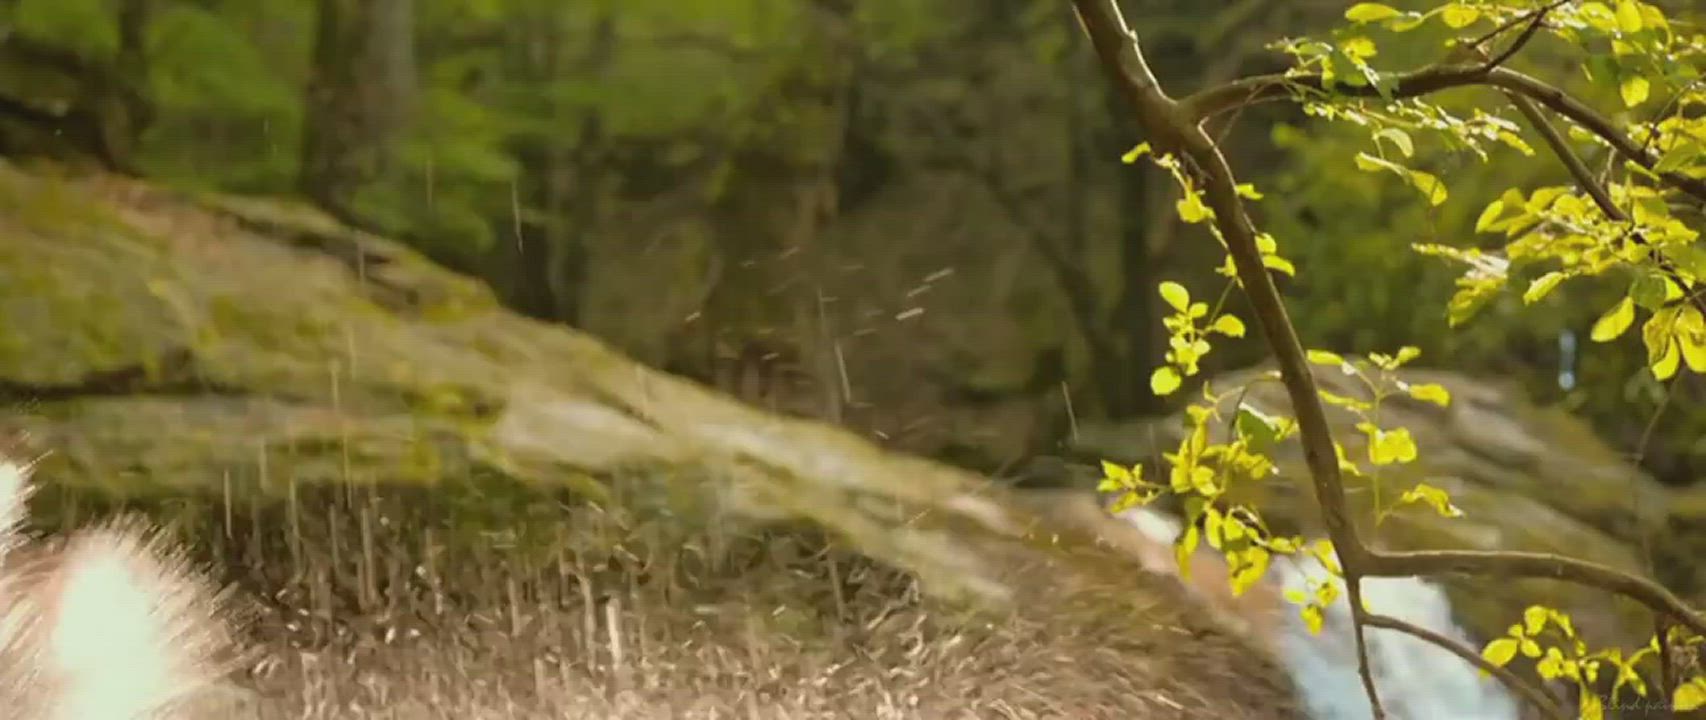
[1653,340,1681,380]
[1307,350,1345,366]
[1263,255,1297,276]
[1591,297,1636,342]
[1159,281,1191,312]
[1369,427,1418,465]
[1675,678,1706,711]
[1474,200,1504,233]
[1440,4,1480,29]
[1175,523,1200,579]
[1615,0,1644,33]
[1229,547,1270,597]
[1523,272,1566,304]
[1376,127,1414,158]
[1409,169,1448,206]
[1177,192,1213,223]
[1400,482,1463,517]
[1408,383,1451,406]
[1151,366,1183,396]
[1211,314,1246,337]
[1483,638,1520,667]
[1655,140,1703,173]
[1344,3,1400,23]
[1523,606,1549,636]
[1622,74,1650,107]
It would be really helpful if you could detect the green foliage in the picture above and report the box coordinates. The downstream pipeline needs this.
[9,0,121,59]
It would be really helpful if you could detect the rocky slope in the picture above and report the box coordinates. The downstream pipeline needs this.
[0,160,1298,718]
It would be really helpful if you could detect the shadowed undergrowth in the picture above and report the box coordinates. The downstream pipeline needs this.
[26,478,1298,720]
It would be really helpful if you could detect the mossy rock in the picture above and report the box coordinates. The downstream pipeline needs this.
[0,161,1301,717]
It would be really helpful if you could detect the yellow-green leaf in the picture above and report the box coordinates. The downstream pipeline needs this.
[1301,604,1325,634]
[1440,4,1480,28]
[1375,127,1414,158]
[1408,383,1451,407]
[1177,192,1212,223]
[1523,606,1549,636]
[1581,692,1604,720]
[1235,183,1264,200]
[1263,255,1297,276]
[1159,281,1191,312]
[1175,524,1200,579]
[1121,143,1152,164]
[1307,349,1345,366]
[1230,547,1270,597]
[1680,308,1706,372]
[1409,169,1448,206]
[1591,297,1636,342]
[1615,0,1644,33]
[1101,460,1133,486]
[1389,12,1428,31]
[1474,200,1505,233]
[1400,482,1463,518]
[1369,427,1418,465]
[1483,638,1520,667]
[1204,508,1226,550]
[1211,314,1247,337]
[1345,2,1400,23]
[1151,366,1183,396]
[1521,638,1542,658]
[1579,2,1617,31]
[1622,75,1650,107]
[1653,340,1681,380]
[1523,272,1567,304]
[1675,678,1706,711]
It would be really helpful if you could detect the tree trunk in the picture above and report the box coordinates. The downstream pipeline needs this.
[1105,83,1167,419]
[298,0,416,222]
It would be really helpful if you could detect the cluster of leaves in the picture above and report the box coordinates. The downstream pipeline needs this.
[1302,348,1462,523]
[1097,381,1310,603]
[1480,604,1699,717]
[1121,143,1289,397]
[1101,344,1465,627]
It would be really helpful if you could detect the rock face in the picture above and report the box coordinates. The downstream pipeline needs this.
[0,161,1300,717]
[1072,362,1693,671]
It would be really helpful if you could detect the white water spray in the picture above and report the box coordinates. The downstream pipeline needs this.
[1272,552,1520,720]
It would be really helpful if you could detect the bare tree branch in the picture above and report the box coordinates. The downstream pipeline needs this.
[1361,547,1706,637]
[1477,2,1554,73]
[1362,613,1572,720]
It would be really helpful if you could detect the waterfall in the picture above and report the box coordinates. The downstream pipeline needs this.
[1271,552,1520,720]
[1115,507,1520,720]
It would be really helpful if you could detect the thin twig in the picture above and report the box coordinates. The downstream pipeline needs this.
[1466,0,1570,53]
[1180,67,1706,205]
[1362,613,1572,720]
[1478,2,1558,72]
